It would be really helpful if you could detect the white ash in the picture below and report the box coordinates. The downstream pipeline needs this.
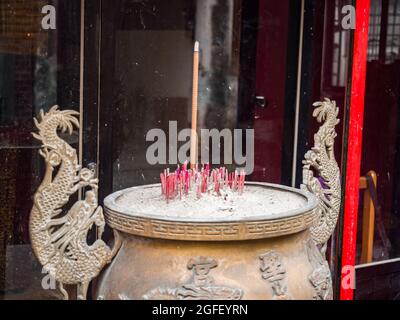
[112,185,307,219]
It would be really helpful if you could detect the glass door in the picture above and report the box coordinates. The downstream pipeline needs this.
[96,0,304,198]
[0,0,82,299]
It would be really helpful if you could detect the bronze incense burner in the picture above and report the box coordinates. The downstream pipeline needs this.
[93,182,328,300]
[29,99,341,300]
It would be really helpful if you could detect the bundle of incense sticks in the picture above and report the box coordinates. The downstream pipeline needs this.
[160,162,246,202]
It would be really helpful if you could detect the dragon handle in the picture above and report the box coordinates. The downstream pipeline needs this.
[301,98,342,255]
[30,106,121,300]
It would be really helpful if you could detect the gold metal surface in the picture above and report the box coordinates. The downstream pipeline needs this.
[30,106,120,300]
[93,99,340,300]
[301,98,342,253]
[94,230,321,300]
[103,182,318,241]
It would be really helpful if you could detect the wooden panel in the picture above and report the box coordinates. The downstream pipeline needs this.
[360,171,377,264]
[355,259,400,299]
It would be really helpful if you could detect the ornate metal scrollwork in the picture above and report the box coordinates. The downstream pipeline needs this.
[301,98,341,254]
[30,106,121,300]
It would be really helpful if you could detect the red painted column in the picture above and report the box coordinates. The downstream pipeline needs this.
[340,0,371,300]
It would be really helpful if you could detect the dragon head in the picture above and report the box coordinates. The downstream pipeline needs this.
[312,98,340,125]
[32,105,80,150]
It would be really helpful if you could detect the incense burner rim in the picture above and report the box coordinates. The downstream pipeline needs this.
[103,182,318,241]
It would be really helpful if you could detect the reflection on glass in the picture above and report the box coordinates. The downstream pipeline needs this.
[108,0,246,190]
[0,0,80,299]
[104,0,305,192]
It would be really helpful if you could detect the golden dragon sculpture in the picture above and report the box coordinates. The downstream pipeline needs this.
[30,106,120,300]
[301,98,341,255]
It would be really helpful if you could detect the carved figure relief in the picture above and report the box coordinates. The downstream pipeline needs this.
[306,240,333,300]
[259,251,291,300]
[143,256,243,300]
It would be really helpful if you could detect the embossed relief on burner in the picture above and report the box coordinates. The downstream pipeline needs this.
[306,240,333,300]
[259,251,292,300]
[142,256,243,300]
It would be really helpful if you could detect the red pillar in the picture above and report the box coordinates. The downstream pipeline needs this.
[340,0,371,300]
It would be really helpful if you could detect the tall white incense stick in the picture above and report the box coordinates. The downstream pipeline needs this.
[190,41,199,169]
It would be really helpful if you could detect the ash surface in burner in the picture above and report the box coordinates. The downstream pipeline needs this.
[110,184,307,220]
